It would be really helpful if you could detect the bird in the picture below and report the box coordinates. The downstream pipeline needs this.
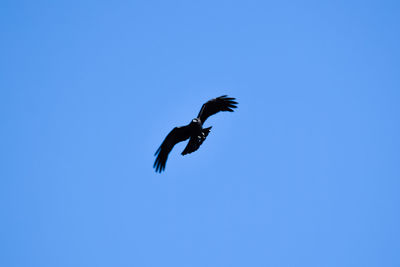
[154,95,238,173]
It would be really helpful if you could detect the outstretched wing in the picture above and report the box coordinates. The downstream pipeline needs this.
[197,95,238,124]
[154,126,191,173]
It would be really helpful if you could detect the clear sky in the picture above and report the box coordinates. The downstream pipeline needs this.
[1,0,399,266]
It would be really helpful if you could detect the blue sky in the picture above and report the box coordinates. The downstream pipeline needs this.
[1,0,399,266]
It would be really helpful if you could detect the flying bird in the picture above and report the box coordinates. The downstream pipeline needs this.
[154,95,238,173]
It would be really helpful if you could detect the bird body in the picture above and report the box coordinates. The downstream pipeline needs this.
[189,118,203,138]
[154,95,238,173]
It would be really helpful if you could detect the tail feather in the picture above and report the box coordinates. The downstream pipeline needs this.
[181,126,212,155]
[203,126,212,137]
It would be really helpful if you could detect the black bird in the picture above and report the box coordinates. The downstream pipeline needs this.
[154,95,238,173]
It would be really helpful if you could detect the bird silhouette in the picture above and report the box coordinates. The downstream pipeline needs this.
[154,95,238,173]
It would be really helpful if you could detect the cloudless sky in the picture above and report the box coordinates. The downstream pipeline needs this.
[1,0,399,266]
